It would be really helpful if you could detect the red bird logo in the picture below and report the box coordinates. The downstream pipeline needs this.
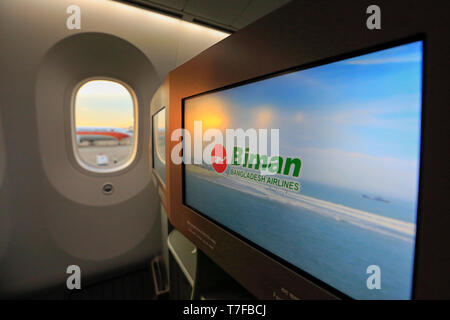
[211,144,227,173]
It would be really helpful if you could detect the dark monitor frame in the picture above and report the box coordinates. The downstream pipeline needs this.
[166,0,450,299]
[180,36,423,300]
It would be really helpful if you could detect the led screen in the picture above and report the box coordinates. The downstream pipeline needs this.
[183,41,422,299]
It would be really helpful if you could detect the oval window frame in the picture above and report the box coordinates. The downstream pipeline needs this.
[71,77,139,174]
[153,107,166,166]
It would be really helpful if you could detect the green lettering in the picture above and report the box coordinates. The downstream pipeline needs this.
[244,148,249,167]
[248,153,260,169]
[269,156,283,174]
[283,158,302,177]
[232,147,243,165]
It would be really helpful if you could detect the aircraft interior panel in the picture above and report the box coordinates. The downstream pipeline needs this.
[0,0,228,298]
[0,0,449,305]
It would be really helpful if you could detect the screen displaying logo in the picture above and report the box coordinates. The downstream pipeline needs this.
[183,41,423,300]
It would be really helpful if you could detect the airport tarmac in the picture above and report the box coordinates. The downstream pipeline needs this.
[78,144,134,169]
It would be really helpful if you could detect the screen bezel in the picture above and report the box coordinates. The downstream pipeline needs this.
[180,36,424,300]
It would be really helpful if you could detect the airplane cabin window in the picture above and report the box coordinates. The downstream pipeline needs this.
[152,108,166,184]
[73,79,137,173]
